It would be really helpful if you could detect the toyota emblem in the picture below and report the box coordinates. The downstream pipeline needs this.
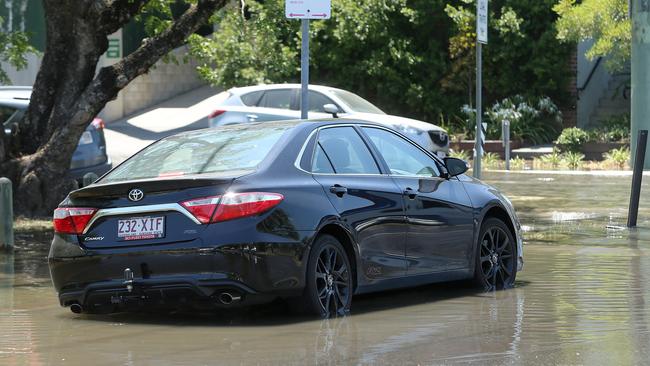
[128,188,144,202]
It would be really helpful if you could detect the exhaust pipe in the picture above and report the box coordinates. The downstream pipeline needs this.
[70,303,83,314]
[218,292,242,305]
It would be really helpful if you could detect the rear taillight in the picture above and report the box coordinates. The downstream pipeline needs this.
[91,118,105,129]
[208,110,226,119]
[180,196,221,224]
[53,208,97,234]
[180,192,284,224]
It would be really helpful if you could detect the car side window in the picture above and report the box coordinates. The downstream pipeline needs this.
[362,127,441,177]
[309,91,337,113]
[258,90,292,109]
[312,143,335,173]
[316,127,380,174]
[240,91,264,106]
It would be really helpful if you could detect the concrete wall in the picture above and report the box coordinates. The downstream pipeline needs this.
[576,40,611,128]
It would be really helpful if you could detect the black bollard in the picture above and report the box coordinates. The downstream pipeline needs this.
[628,130,648,228]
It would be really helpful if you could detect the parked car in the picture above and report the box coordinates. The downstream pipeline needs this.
[49,119,523,317]
[207,84,449,156]
[0,86,111,183]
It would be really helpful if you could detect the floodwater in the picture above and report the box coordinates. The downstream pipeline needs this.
[2,171,650,365]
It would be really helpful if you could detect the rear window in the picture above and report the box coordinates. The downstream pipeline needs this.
[101,125,291,183]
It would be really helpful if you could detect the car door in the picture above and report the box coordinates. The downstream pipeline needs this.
[360,126,474,274]
[309,126,408,282]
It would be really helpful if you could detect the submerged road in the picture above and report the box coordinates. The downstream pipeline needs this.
[1,172,649,365]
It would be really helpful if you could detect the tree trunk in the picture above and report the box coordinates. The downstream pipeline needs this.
[0,0,226,217]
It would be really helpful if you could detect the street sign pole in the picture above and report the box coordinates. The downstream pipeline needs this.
[300,19,310,119]
[473,0,487,178]
[286,0,331,120]
[474,42,483,178]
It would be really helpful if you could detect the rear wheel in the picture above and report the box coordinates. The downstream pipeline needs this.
[303,235,353,318]
[474,218,517,291]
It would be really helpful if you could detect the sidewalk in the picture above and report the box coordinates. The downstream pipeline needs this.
[104,85,222,165]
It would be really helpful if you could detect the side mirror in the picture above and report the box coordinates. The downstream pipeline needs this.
[323,104,339,118]
[444,157,469,177]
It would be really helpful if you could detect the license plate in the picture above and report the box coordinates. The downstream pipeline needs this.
[117,216,165,241]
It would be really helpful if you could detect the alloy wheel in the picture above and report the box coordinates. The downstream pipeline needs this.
[479,224,515,291]
[314,244,351,316]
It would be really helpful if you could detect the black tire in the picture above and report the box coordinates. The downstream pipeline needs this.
[302,234,353,318]
[474,218,517,291]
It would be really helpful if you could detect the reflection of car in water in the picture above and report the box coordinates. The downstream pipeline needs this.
[49,119,522,318]
[206,84,449,156]
[0,86,111,183]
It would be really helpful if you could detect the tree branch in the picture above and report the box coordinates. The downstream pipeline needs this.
[70,0,226,126]
[96,0,151,35]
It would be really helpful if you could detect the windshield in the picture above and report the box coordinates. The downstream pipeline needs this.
[329,89,385,114]
[101,125,291,183]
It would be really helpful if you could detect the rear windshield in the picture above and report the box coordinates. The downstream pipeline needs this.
[101,125,291,183]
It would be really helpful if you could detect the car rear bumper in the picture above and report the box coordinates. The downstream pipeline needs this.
[48,232,311,312]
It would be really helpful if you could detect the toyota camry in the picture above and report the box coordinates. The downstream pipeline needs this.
[48,119,523,317]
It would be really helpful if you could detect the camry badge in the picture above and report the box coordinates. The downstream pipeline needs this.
[128,188,144,202]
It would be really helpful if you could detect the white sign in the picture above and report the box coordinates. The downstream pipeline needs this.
[477,0,488,44]
[286,0,331,19]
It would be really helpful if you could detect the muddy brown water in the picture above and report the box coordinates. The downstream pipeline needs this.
[2,172,650,365]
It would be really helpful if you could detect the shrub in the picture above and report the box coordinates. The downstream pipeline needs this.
[562,151,585,170]
[538,150,563,168]
[556,127,589,153]
[588,114,630,143]
[483,95,563,145]
[449,149,471,161]
[482,152,501,169]
[509,157,527,170]
[603,147,630,169]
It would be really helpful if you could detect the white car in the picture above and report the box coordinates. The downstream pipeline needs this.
[207,84,449,155]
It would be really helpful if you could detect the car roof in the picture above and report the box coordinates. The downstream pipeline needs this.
[0,86,32,108]
[228,84,345,96]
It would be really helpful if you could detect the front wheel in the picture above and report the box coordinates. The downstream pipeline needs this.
[474,218,517,291]
[303,235,353,318]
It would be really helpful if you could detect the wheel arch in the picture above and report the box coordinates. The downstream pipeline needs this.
[478,203,518,257]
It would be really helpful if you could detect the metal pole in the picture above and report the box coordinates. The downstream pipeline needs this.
[631,0,650,169]
[504,120,510,170]
[300,19,310,120]
[0,177,14,250]
[628,130,648,228]
[473,42,483,179]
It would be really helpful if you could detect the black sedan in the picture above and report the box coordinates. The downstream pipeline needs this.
[48,119,523,317]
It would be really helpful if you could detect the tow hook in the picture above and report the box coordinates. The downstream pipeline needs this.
[124,268,134,292]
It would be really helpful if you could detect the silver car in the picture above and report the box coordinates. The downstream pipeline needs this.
[207,84,449,156]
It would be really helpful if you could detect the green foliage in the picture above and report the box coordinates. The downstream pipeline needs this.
[509,156,527,170]
[588,114,630,143]
[554,0,630,71]
[0,16,37,84]
[449,149,471,161]
[482,152,501,169]
[188,0,572,124]
[557,127,589,152]
[484,95,563,144]
[603,147,630,168]
[537,150,563,168]
[561,151,585,169]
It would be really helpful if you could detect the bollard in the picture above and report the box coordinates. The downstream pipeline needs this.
[0,177,14,250]
[628,130,648,228]
[82,172,98,187]
[503,120,511,171]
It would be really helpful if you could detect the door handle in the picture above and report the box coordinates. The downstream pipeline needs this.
[246,114,258,121]
[403,187,417,200]
[330,185,348,197]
